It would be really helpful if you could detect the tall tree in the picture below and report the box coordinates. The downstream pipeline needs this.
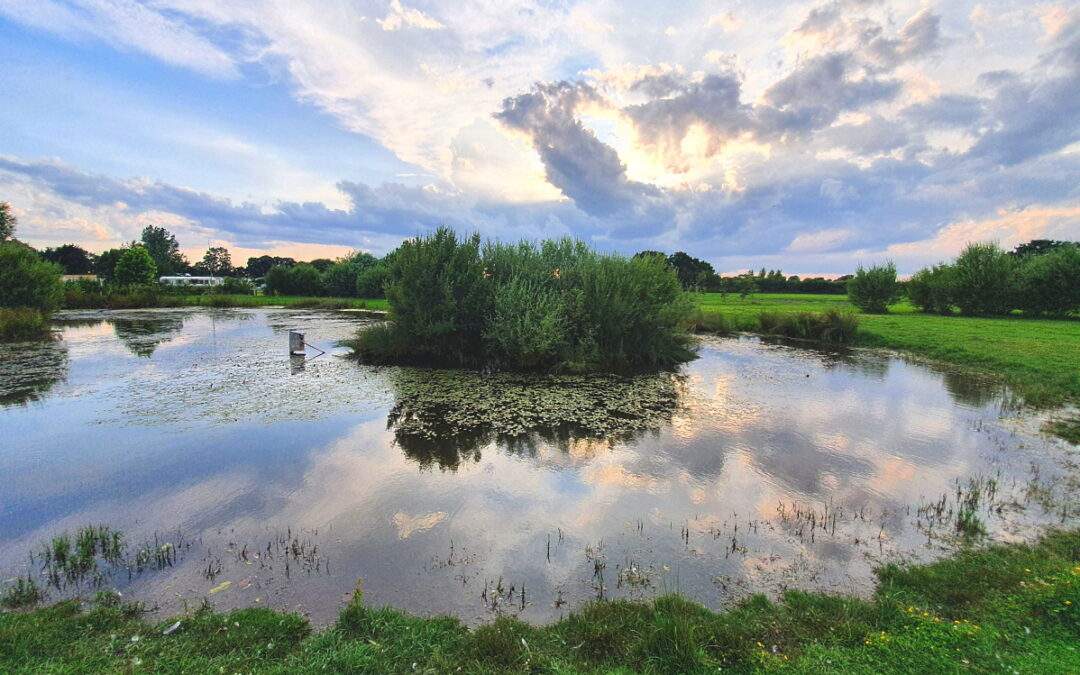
[113,246,158,285]
[140,225,187,275]
[245,255,296,278]
[0,201,16,241]
[41,244,96,274]
[201,246,233,276]
[667,251,716,290]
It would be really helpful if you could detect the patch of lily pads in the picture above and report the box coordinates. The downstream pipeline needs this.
[387,368,683,468]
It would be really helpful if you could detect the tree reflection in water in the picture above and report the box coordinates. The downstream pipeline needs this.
[0,338,69,406]
[386,368,684,470]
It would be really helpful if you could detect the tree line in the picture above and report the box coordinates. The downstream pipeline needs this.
[633,250,850,295]
[846,240,1079,316]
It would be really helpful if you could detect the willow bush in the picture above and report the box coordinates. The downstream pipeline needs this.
[350,228,695,372]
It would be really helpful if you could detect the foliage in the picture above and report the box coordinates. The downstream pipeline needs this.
[373,228,489,365]
[113,246,158,285]
[907,264,955,315]
[0,242,63,311]
[93,247,125,282]
[0,308,51,342]
[0,200,15,241]
[1011,239,1076,258]
[847,261,899,313]
[200,246,232,276]
[952,242,1017,316]
[2,530,1079,673]
[245,255,295,278]
[757,308,859,343]
[140,225,187,275]
[355,229,695,372]
[264,264,325,296]
[356,261,389,298]
[1015,244,1080,316]
[666,251,716,290]
[219,276,254,294]
[40,244,95,274]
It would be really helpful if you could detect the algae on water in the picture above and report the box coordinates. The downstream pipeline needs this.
[386,368,684,468]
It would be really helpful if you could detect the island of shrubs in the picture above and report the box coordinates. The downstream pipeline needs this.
[349,228,696,372]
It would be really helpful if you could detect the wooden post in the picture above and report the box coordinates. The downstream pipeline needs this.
[289,331,305,355]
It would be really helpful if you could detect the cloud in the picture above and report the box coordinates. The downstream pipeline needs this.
[377,0,444,31]
[0,0,239,78]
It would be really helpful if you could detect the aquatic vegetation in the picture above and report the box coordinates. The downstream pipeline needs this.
[26,526,187,593]
[0,308,52,342]
[351,229,695,372]
[2,530,1079,672]
[387,367,682,468]
[1,575,43,609]
[1044,415,1080,445]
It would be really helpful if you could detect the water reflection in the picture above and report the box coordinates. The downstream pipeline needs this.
[111,313,189,357]
[0,338,68,406]
[0,310,1075,628]
[386,368,682,470]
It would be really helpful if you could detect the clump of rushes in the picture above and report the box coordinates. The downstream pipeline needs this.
[756,308,859,344]
[1,575,43,609]
[349,228,695,373]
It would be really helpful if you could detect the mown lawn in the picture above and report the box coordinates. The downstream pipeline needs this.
[690,293,1080,407]
[3,530,1078,673]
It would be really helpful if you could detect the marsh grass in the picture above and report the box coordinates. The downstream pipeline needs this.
[1044,415,1080,445]
[0,308,51,342]
[3,530,1079,672]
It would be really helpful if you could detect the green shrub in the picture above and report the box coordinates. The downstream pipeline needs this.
[322,261,361,297]
[266,263,324,296]
[0,308,51,341]
[352,228,694,372]
[113,246,157,285]
[907,264,955,314]
[1015,244,1080,316]
[757,309,858,344]
[846,262,899,313]
[356,262,389,298]
[219,276,255,295]
[0,242,63,311]
[952,242,1016,316]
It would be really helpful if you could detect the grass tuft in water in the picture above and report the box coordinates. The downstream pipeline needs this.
[3,530,1079,672]
[1,576,44,609]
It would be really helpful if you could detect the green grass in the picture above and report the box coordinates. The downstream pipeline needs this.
[691,293,1080,408]
[3,530,1078,673]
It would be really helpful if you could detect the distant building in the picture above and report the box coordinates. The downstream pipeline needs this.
[62,274,98,283]
[159,275,224,287]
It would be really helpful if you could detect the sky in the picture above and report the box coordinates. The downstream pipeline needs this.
[0,0,1077,275]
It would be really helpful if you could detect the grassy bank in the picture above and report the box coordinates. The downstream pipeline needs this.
[2,530,1077,673]
[690,293,1080,407]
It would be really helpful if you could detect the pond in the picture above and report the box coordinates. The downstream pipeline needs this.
[1,308,1076,626]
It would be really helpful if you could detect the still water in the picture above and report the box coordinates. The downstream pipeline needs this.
[1,308,1075,626]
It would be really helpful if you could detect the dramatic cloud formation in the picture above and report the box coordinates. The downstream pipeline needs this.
[0,1,1076,272]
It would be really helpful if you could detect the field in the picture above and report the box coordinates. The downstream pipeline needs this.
[690,293,1080,407]
[3,530,1078,673]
